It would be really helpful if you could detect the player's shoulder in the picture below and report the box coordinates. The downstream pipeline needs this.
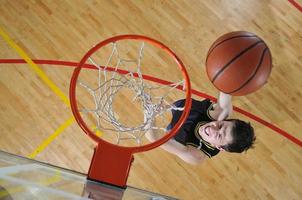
[191,98,213,109]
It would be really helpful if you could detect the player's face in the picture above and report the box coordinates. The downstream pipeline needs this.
[198,121,234,149]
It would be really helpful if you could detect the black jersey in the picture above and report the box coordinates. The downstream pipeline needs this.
[168,99,220,158]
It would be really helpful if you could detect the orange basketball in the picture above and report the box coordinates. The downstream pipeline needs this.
[206,31,272,96]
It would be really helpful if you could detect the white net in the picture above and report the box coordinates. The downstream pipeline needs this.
[76,39,187,146]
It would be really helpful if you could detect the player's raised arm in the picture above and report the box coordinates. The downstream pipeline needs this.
[209,92,233,121]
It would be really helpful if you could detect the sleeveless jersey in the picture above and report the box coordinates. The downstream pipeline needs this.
[168,99,220,158]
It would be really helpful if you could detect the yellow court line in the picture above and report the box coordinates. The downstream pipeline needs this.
[0,27,70,106]
[27,116,75,159]
[0,27,103,158]
[0,26,73,158]
[92,125,103,137]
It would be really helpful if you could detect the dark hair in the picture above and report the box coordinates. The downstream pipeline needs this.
[221,119,256,153]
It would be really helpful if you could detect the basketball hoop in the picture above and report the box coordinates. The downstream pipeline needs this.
[70,35,191,187]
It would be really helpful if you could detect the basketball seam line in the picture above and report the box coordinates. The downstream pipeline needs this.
[206,35,258,63]
[211,41,264,83]
[225,48,268,94]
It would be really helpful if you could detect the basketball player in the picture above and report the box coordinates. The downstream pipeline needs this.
[146,92,255,165]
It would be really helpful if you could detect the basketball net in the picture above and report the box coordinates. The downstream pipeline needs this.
[79,42,184,145]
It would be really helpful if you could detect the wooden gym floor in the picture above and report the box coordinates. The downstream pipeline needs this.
[0,1,301,199]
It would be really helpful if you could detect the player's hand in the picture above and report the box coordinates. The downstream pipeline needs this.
[217,104,233,121]
[217,92,233,121]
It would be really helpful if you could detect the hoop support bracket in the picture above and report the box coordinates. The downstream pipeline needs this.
[88,142,134,188]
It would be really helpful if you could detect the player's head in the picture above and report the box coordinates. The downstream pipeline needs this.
[199,119,255,153]
[221,119,255,153]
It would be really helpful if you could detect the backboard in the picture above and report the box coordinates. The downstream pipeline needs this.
[0,150,177,200]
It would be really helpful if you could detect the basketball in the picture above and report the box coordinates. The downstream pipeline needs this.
[205,31,272,96]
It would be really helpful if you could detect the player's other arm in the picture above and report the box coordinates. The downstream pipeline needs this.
[209,92,233,121]
[145,130,207,165]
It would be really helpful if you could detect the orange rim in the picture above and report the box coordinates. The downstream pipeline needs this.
[69,34,192,153]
